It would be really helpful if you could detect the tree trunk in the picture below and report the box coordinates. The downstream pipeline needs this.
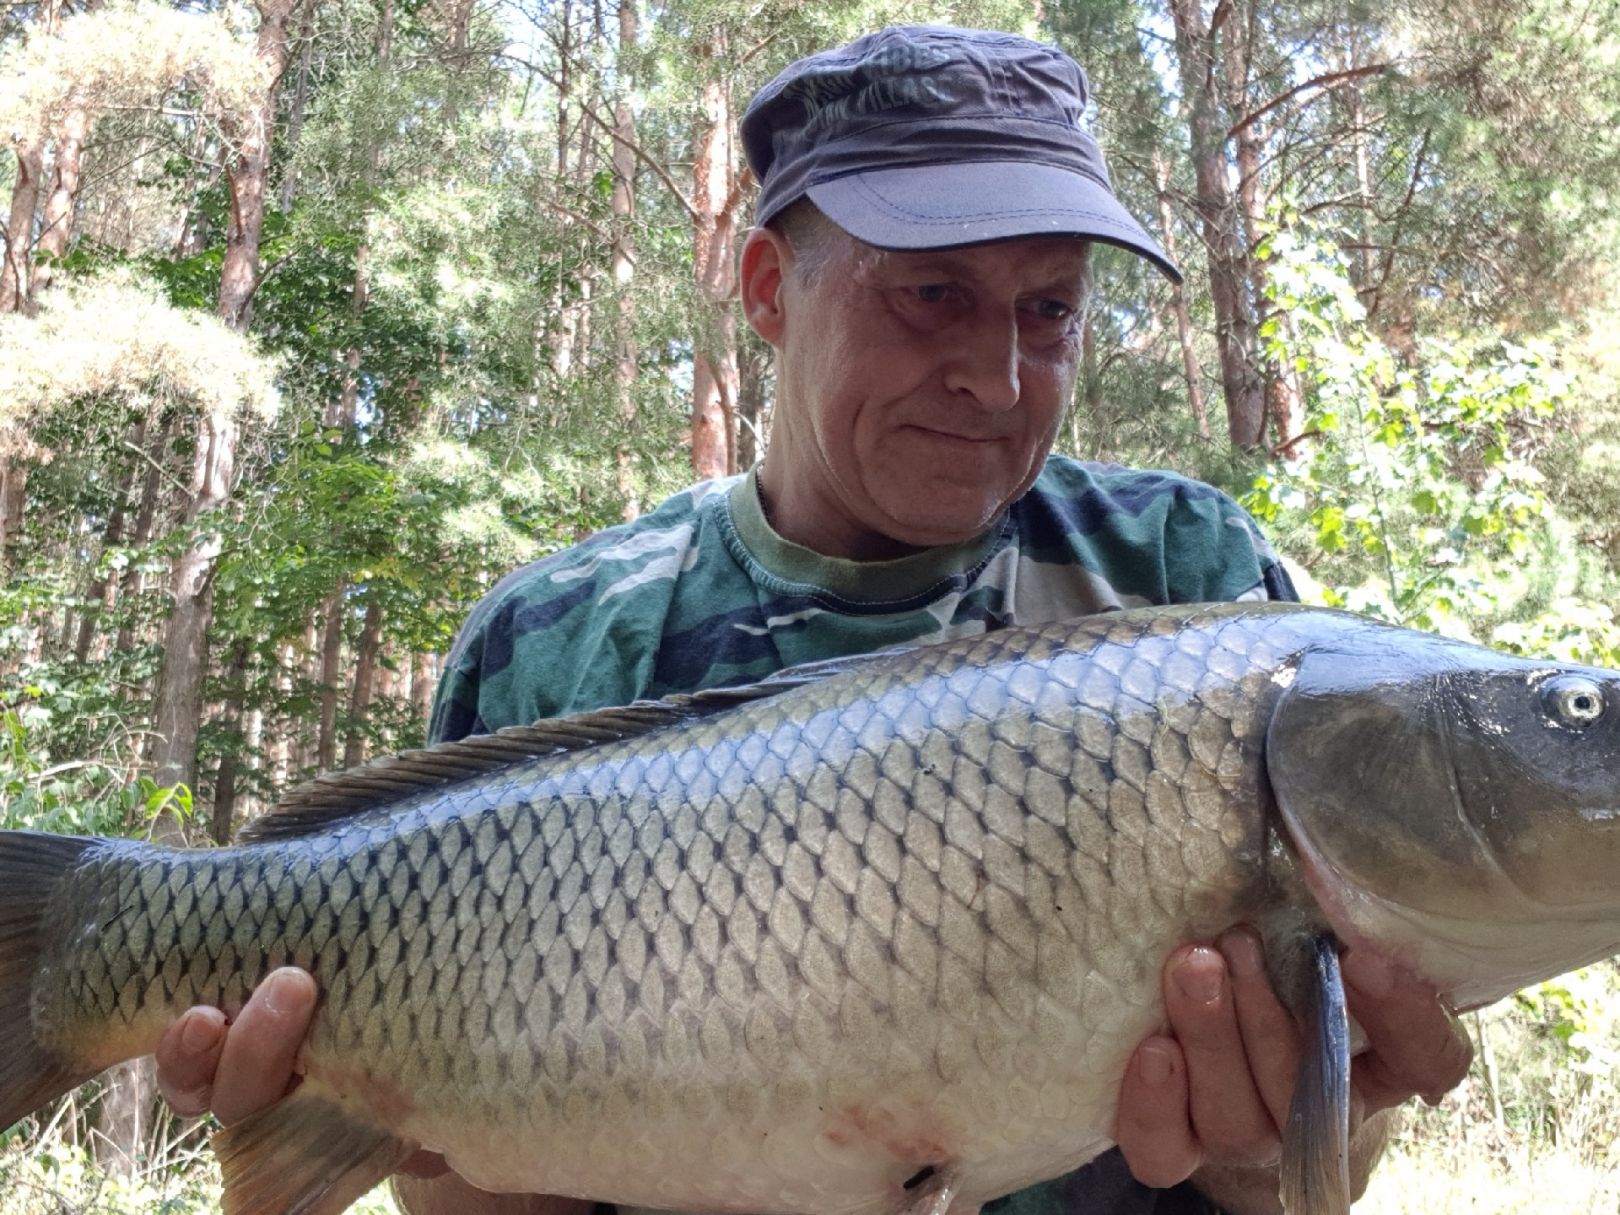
[343,598,383,767]
[0,126,45,569]
[146,0,297,841]
[316,586,345,771]
[148,408,236,825]
[31,104,90,296]
[90,1058,156,1176]
[1153,153,1209,440]
[148,0,298,831]
[210,640,251,844]
[0,463,29,573]
[0,0,66,311]
[736,336,771,470]
[75,419,145,664]
[269,641,295,788]
[1167,0,1266,450]
[219,0,301,329]
[411,647,436,741]
[292,620,319,776]
[689,34,740,480]
[115,415,169,657]
[1079,313,1104,428]
[1,130,45,312]
[1218,0,1300,451]
[277,2,317,213]
[612,0,640,516]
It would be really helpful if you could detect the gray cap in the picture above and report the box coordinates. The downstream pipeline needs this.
[742,25,1179,282]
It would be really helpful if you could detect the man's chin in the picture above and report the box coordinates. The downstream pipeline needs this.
[873,501,1006,551]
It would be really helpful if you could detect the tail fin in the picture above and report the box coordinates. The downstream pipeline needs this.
[1,830,100,1130]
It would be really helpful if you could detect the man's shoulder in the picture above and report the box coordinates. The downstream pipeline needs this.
[1019,456,1256,552]
[1030,455,1239,511]
[456,476,741,639]
[430,476,751,737]
[1016,455,1293,606]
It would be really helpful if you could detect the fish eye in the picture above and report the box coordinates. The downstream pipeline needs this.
[1541,676,1607,727]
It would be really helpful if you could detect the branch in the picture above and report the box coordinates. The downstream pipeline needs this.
[551,202,628,255]
[122,439,194,500]
[492,50,699,222]
[1226,64,1390,142]
[1270,428,1324,459]
[235,246,300,318]
[1367,128,1432,322]
[738,31,780,68]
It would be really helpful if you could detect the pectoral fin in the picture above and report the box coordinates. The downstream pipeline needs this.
[1280,934,1352,1215]
[896,1166,972,1215]
[214,1085,418,1215]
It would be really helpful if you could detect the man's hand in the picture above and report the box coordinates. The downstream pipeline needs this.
[155,967,317,1125]
[153,967,450,1180]
[1112,929,1474,1214]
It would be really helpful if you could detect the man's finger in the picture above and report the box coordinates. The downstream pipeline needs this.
[1114,1037,1200,1188]
[1342,948,1473,1111]
[212,967,319,1126]
[1218,927,1302,1129]
[155,1006,227,1118]
[1162,945,1280,1167]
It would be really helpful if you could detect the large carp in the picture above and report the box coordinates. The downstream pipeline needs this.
[2,603,1619,1215]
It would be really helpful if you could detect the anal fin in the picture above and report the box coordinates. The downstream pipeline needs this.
[1280,934,1352,1215]
[214,1085,418,1215]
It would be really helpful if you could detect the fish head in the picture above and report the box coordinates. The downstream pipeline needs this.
[1266,625,1620,1009]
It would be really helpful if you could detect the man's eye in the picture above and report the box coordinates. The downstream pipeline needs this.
[1032,298,1076,322]
[914,284,953,304]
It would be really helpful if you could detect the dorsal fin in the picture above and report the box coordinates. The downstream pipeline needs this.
[236,650,894,845]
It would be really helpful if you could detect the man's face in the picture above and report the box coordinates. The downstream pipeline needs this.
[759,228,1089,560]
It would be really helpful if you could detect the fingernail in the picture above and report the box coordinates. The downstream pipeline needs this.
[1139,1042,1175,1086]
[1344,949,1395,999]
[264,968,311,1014]
[1173,948,1223,1006]
[1220,928,1265,979]
[180,1011,221,1054]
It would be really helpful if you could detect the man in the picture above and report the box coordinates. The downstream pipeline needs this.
[154,26,1470,1215]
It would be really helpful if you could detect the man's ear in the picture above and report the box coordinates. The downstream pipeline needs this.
[740,226,791,348]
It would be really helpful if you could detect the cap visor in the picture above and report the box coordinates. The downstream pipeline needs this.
[808,161,1181,284]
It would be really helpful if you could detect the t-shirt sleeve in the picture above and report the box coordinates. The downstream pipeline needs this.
[427,485,734,744]
[1028,460,1298,608]
[1159,482,1298,605]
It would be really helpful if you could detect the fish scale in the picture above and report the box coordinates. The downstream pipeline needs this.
[5,602,1620,1215]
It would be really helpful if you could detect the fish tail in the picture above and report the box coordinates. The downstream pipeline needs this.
[0,830,100,1130]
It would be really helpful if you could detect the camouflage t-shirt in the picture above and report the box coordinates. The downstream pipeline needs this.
[428,454,1297,1215]
[430,457,1295,744]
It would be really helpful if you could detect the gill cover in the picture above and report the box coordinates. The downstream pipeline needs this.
[1266,624,1620,1004]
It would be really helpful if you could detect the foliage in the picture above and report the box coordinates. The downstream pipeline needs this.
[1367,961,1620,1213]
[0,0,269,136]
[0,269,281,449]
[1243,219,1580,637]
[0,1135,402,1214]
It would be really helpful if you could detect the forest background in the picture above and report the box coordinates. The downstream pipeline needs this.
[2,0,1619,1208]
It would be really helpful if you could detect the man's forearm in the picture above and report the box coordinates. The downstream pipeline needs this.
[1187,1108,1400,1215]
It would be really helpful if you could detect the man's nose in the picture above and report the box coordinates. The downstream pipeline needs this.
[943,310,1020,410]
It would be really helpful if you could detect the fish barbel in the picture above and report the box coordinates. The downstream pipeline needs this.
[3,602,1619,1215]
